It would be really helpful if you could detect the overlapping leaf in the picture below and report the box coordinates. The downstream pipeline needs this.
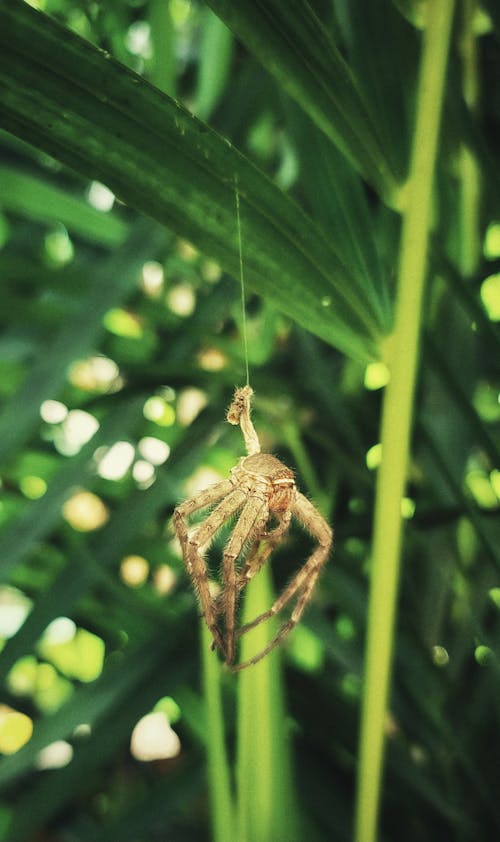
[0,0,387,363]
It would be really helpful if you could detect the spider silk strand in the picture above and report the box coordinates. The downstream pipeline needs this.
[235,177,250,387]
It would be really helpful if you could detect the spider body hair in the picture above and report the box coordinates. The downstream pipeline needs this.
[173,387,332,670]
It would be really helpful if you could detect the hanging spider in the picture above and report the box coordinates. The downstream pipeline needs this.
[173,386,333,671]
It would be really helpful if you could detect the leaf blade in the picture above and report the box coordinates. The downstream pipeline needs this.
[0,0,385,361]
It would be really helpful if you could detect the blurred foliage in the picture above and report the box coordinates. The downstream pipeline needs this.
[0,1,499,841]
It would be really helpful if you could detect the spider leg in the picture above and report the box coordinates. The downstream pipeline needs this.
[214,511,290,656]
[173,481,244,657]
[233,492,332,671]
[220,495,268,665]
[173,479,234,556]
[234,510,291,593]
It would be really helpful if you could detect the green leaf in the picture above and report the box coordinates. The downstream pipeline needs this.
[204,0,399,201]
[0,166,128,246]
[194,7,234,121]
[0,638,193,842]
[0,220,166,466]
[0,397,144,581]
[336,0,416,182]
[287,104,392,332]
[0,407,218,673]
[0,0,384,362]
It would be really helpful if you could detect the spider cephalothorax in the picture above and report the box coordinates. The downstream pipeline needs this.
[173,386,333,670]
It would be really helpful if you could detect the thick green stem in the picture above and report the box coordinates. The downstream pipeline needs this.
[201,623,235,842]
[354,3,455,841]
[236,567,299,842]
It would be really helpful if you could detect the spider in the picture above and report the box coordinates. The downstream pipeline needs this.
[173,386,333,671]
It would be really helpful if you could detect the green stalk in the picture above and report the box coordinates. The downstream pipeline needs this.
[354,3,455,841]
[236,566,299,842]
[201,623,235,842]
[458,0,481,278]
[148,0,177,97]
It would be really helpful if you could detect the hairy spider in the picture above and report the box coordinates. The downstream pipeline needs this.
[173,386,333,671]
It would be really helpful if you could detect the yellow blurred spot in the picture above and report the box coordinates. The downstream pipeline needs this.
[366,443,382,470]
[488,587,500,609]
[201,259,222,283]
[120,555,150,587]
[287,624,324,672]
[335,615,356,640]
[0,706,33,754]
[431,645,449,666]
[19,475,47,499]
[473,381,500,423]
[69,356,120,393]
[480,273,500,321]
[143,396,176,427]
[126,20,152,58]
[483,223,500,259]
[170,0,191,27]
[62,491,110,531]
[176,238,198,261]
[103,308,143,338]
[40,399,68,424]
[36,662,58,691]
[184,466,225,499]
[43,617,76,644]
[54,409,99,456]
[197,347,228,371]
[87,181,115,212]
[141,261,164,297]
[132,460,156,488]
[154,564,177,595]
[474,644,495,666]
[130,711,181,761]
[38,628,105,683]
[490,469,500,500]
[0,586,32,639]
[36,740,73,770]
[33,663,73,713]
[138,437,170,465]
[7,655,38,696]
[153,696,181,724]
[45,227,73,266]
[73,723,91,738]
[176,387,208,426]
[97,441,135,480]
[364,362,390,390]
[401,497,416,519]
[465,470,498,510]
[473,8,492,35]
[166,283,196,317]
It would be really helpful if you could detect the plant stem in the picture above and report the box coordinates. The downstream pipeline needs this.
[201,622,235,842]
[236,566,299,842]
[458,0,481,278]
[354,3,455,841]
